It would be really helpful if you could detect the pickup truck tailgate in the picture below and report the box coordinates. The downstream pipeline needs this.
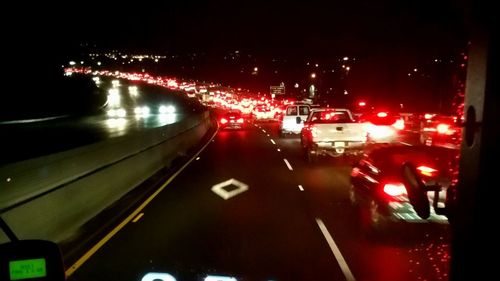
[312,123,366,142]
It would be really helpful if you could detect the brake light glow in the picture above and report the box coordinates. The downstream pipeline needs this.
[393,119,405,130]
[220,118,228,124]
[383,183,407,196]
[368,124,394,139]
[351,167,360,177]
[377,112,388,118]
[237,118,244,123]
[436,123,450,134]
[417,165,438,177]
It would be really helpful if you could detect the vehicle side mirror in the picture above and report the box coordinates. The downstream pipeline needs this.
[296,116,302,124]
[401,162,430,219]
[0,240,65,281]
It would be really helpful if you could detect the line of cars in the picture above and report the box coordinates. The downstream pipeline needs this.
[277,103,460,238]
[216,101,460,239]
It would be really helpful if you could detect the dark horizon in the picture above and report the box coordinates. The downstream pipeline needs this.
[5,1,469,114]
[7,1,468,56]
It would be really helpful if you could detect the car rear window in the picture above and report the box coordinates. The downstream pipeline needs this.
[310,111,353,123]
[286,106,298,115]
[299,106,310,115]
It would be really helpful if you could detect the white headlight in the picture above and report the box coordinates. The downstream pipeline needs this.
[166,105,176,114]
[159,105,176,114]
[107,109,117,117]
[116,108,127,118]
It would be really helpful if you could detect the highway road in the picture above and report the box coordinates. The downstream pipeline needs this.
[0,78,203,165]
[66,118,450,281]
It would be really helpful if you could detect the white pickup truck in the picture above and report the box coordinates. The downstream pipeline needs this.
[300,108,367,162]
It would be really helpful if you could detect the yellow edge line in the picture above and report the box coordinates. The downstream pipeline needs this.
[65,125,218,277]
[132,213,144,223]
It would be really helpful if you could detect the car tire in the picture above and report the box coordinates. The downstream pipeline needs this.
[306,147,317,164]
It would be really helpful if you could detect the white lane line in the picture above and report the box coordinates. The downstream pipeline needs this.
[398,141,412,146]
[270,139,276,145]
[267,134,270,137]
[262,129,266,133]
[277,148,281,152]
[65,127,219,277]
[132,213,144,223]
[0,115,69,124]
[298,185,304,191]
[196,157,200,160]
[315,218,356,281]
[283,159,293,171]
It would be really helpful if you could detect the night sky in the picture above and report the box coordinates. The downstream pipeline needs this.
[7,1,467,57]
[5,1,469,112]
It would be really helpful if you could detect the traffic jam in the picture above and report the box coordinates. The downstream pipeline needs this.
[67,67,461,238]
[207,88,461,237]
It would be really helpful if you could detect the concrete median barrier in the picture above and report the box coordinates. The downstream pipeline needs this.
[0,111,212,243]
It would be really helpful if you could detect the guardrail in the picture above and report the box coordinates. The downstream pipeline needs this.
[0,111,212,243]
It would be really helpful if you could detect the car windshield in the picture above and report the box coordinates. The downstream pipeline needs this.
[2,2,493,281]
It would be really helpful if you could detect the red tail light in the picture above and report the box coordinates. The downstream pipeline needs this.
[392,119,405,130]
[436,123,450,134]
[351,167,360,177]
[377,112,388,118]
[417,165,438,177]
[367,124,394,139]
[383,183,407,196]
[237,118,244,123]
[424,113,434,119]
[220,118,228,124]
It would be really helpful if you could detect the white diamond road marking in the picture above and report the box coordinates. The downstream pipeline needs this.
[211,178,249,200]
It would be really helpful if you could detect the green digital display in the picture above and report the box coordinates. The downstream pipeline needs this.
[9,258,47,280]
